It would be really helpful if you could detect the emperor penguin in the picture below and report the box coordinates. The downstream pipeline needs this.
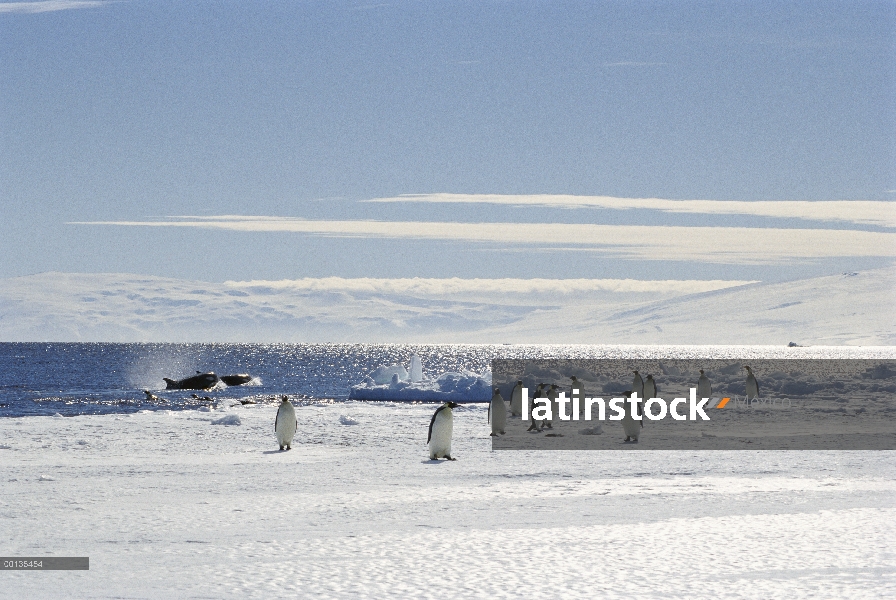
[621,390,642,443]
[569,376,583,419]
[743,366,760,400]
[428,401,459,460]
[527,384,545,431]
[545,384,559,429]
[697,369,712,401]
[275,395,297,451]
[509,380,524,417]
[488,387,507,436]
[642,375,658,424]
[632,370,644,399]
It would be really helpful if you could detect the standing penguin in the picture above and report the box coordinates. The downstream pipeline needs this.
[275,395,297,451]
[569,376,583,419]
[697,369,712,400]
[545,384,559,429]
[509,380,524,417]
[743,366,760,400]
[621,390,642,443]
[642,375,658,425]
[428,401,459,460]
[631,370,644,398]
[488,387,507,436]
[527,384,545,431]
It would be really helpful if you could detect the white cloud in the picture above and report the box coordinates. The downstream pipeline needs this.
[367,193,896,228]
[0,1,108,13]
[71,217,896,264]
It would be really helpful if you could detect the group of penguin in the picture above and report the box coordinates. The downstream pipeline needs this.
[481,372,659,445]
[429,365,760,457]
[274,366,762,459]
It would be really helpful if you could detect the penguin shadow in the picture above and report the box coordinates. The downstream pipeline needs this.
[262,449,292,454]
[421,458,455,464]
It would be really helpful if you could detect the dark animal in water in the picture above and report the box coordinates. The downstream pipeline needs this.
[163,372,219,390]
[220,374,253,386]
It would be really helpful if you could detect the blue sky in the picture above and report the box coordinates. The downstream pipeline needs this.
[1,0,894,284]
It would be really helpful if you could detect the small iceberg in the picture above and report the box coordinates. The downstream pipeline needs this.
[339,415,359,426]
[368,364,410,384]
[349,355,491,403]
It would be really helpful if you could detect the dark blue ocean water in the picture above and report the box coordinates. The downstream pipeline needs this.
[3,343,885,418]
[0,343,556,417]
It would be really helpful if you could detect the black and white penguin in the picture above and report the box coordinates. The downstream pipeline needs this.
[544,384,559,429]
[275,395,297,451]
[569,376,583,419]
[488,388,507,436]
[743,366,760,400]
[621,390,642,443]
[697,369,712,400]
[428,401,459,460]
[509,380,524,417]
[631,370,644,399]
[527,383,546,431]
[642,375,658,424]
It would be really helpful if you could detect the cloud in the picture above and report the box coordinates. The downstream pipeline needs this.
[0,1,108,13]
[366,194,896,228]
[70,216,896,264]
[224,277,755,296]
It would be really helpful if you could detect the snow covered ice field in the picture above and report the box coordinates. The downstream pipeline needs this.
[1,401,894,599]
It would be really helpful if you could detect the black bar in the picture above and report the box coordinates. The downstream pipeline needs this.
[1,557,89,570]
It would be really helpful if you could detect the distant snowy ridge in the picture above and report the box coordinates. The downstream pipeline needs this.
[0,268,893,344]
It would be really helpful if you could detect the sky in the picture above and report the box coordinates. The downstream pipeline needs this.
[1,0,894,286]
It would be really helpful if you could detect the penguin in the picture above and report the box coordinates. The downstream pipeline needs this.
[527,384,545,431]
[143,390,163,402]
[428,401,459,460]
[544,384,559,429]
[620,390,642,443]
[642,375,658,424]
[743,366,760,400]
[697,369,712,401]
[569,376,583,419]
[275,395,297,451]
[509,380,524,417]
[488,387,507,436]
[631,370,644,398]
